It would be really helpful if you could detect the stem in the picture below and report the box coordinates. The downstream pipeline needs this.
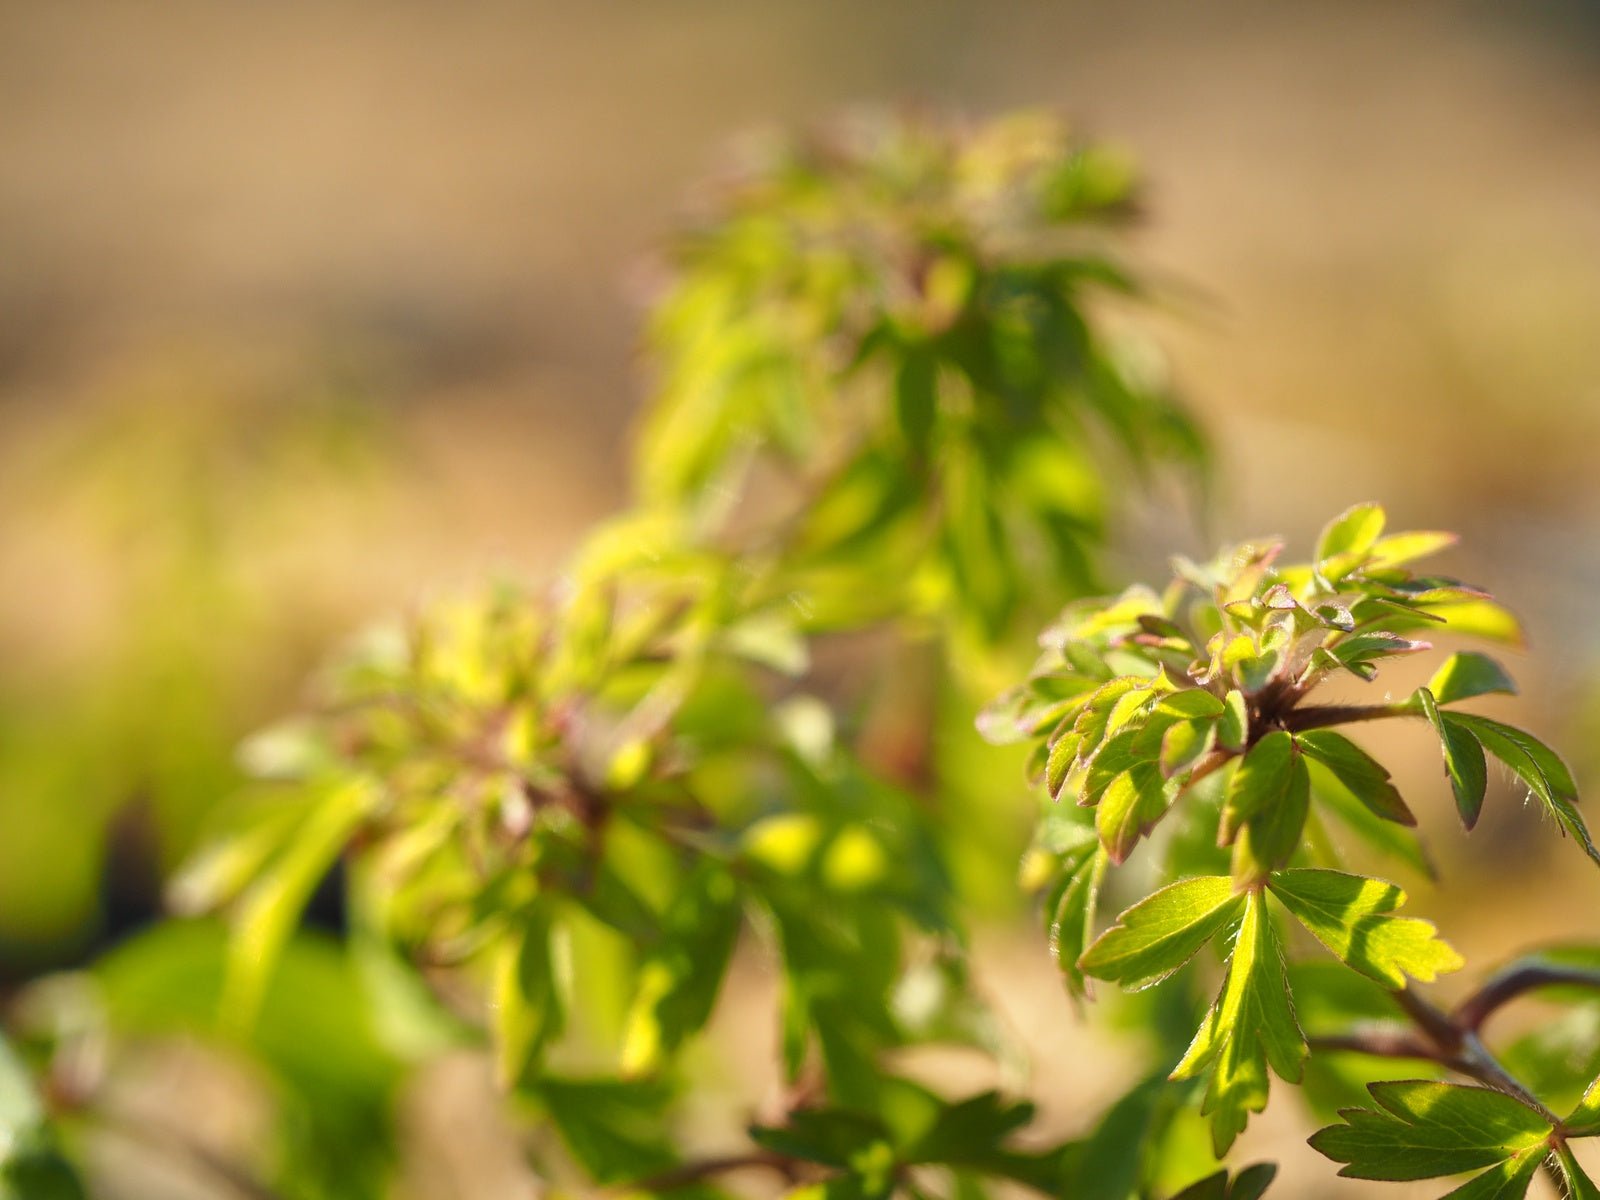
[97,1109,287,1200]
[1307,1029,1437,1060]
[622,1151,799,1193]
[1183,745,1240,789]
[1280,702,1415,733]
[1316,985,1562,1124]
[1453,964,1600,1035]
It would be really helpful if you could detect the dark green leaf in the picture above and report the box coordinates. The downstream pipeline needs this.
[493,909,563,1088]
[902,1091,1034,1166]
[1439,1146,1547,1199]
[532,1077,677,1184]
[622,865,742,1073]
[1296,730,1414,826]
[1220,732,1297,845]
[1169,1163,1277,1200]
[1231,754,1310,885]
[1308,1080,1549,1182]
[750,1108,890,1168]
[1416,688,1489,830]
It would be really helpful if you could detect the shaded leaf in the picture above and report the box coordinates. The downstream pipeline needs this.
[1169,1163,1277,1200]
[492,909,563,1088]
[1416,688,1488,830]
[1309,1080,1549,1182]
[1097,763,1175,865]
[1297,730,1414,827]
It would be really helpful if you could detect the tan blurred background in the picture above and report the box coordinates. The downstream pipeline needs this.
[5,1,1600,1194]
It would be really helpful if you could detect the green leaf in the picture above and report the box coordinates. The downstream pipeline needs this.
[1440,1145,1547,1199]
[1316,502,1386,580]
[1047,729,1082,799]
[492,909,564,1088]
[1217,690,1248,751]
[1367,530,1458,571]
[1308,1080,1550,1182]
[1158,689,1226,720]
[1171,890,1306,1154]
[1416,688,1489,830]
[1445,713,1578,802]
[1220,732,1297,845]
[1231,754,1310,885]
[1079,875,1245,990]
[1160,718,1216,778]
[1555,1143,1600,1200]
[1296,730,1415,826]
[1446,712,1599,866]
[1565,1071,1600,1137]
[223,777,376,1029]
[751,1108,890,1167]
[622,864,741,1074]
[1427,652,1518,706]
[1096,763,1175,865]
[531,1077,677,1184]
[1267,869,1462,987]
[1422,597,1527,646]
[0,1033,86,1200]
[1169,1163,1277,1200]
[1050,846,1107,1000]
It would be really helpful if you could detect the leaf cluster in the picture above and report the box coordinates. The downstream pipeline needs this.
[117,110,1210,1199]
[641,110,1204,639]
[986,503,1598,1166]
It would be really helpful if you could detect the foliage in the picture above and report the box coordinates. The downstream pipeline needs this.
[4,108,1598,1200]
[984,502,1600,1190]
[641,110,1204,641]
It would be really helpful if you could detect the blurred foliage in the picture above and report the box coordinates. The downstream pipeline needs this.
[3,104,1597,1200]
[102,109,1209,1199]
[0,379,387,969]
[640,110,1204,643]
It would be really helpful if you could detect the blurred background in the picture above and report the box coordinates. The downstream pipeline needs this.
[5,1,1600,1194]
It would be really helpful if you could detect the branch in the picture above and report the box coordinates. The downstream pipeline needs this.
[1314,986,1562,1125]
[1280,702,1414,733]
[1452,963,1600,1035]
[1307,1027,1439,1061]
[621,1150,800,1193]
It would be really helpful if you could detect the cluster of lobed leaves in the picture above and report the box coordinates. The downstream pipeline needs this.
[0,111,1240,1200]
[984,501,1600,1195]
